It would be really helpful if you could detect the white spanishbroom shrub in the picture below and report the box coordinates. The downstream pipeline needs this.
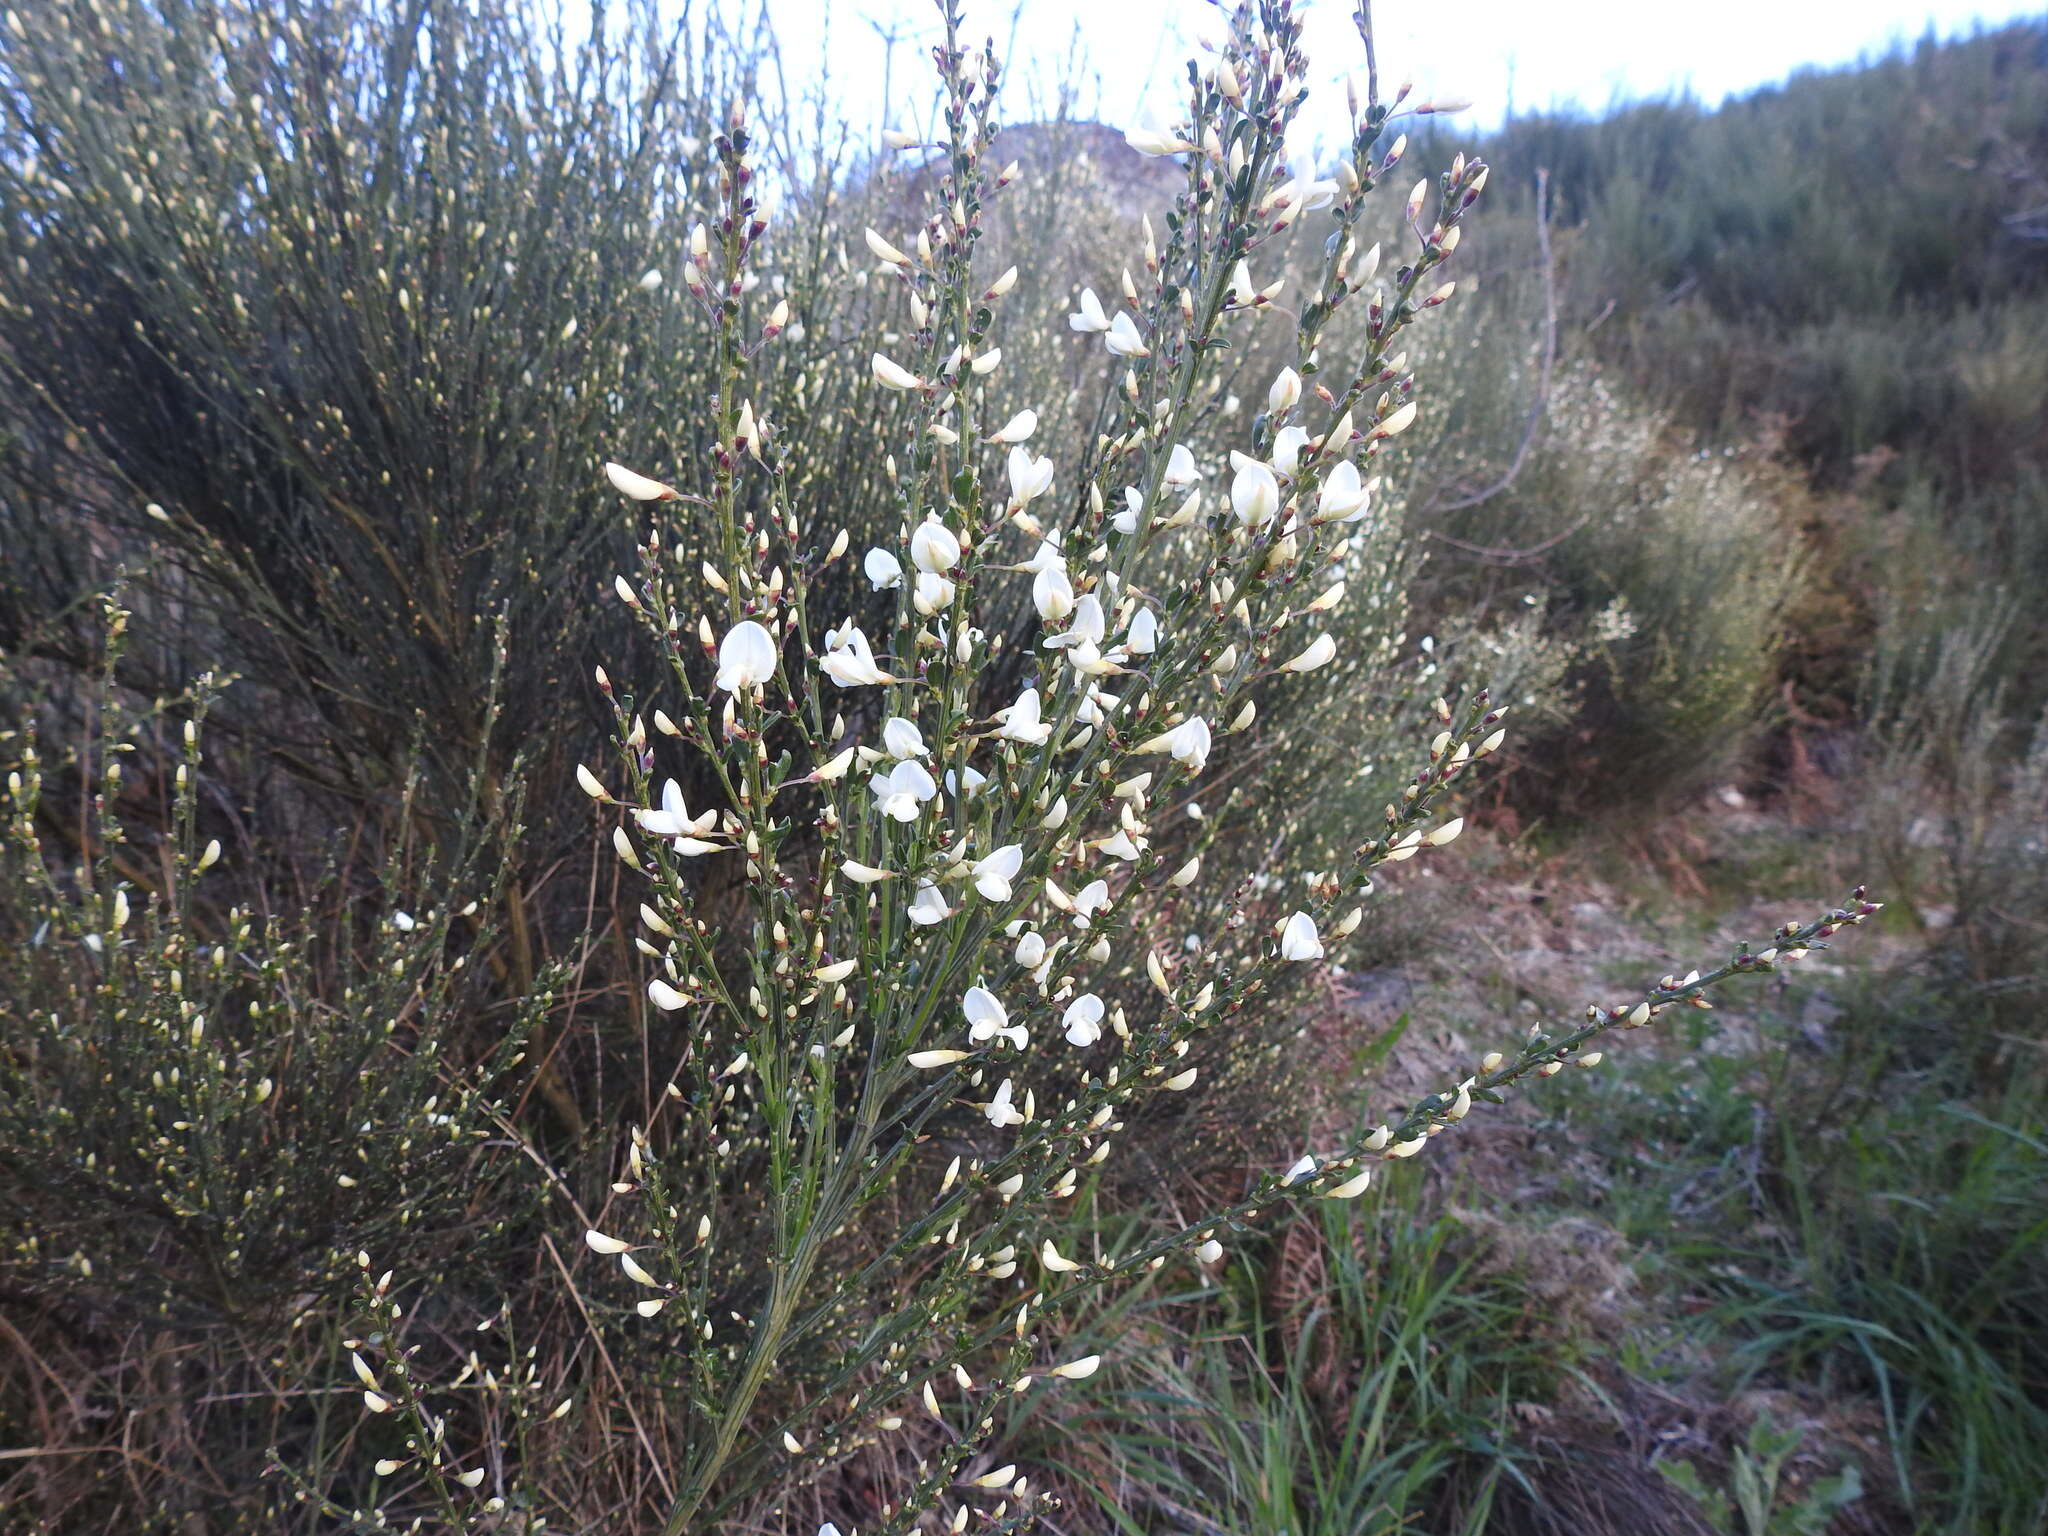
[321,3,1879,1531]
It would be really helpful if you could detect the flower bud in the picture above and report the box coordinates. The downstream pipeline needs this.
[871,352,921,391]
[1372,401,1419,439]
[604,462,677,501]
[864,227,911,265]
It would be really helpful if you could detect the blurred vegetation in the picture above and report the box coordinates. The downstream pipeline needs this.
[0,1,2043,1531]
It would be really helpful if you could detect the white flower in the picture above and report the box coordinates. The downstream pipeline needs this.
[947,763,988,800]
[1105,313,1148,357]
[912,571,955,615]
[1373,400,1418,438]
[1072,879,1111,924]
[1424,817,1465,846]
[1068,287,1110,333]
[989,409,1037,443]
[1048,1353,1101,1379]
[1272,425,1311,477]
[1299,177,1340,211]
[1268,366,1302,413]
[870,760,938,821]
[964,985,1027,1049]
[1323,1168,1373,1199]
[1163,443,1202,486]
[998,686,1054,745]
[1283,633,1337,673]
[1317,460,1371,521]
[584,1229,630,1255]
[1039,1237,1081,1271]
[1282,1155,1317,1186]
[882,716,927,760]
[1045,593,1106,650]
[871,351,921,390]
[636,779,718,843]
[982,1078,1026,1128]
[1125,126,1195,156]
[648,978,689,1011]
[604,461,677,501]
[1062,993,1105,1047]
[1143,715,1211,773]
[1096,829,1142,861]
[1115,487,1144,535]
[909,517,961,574]
[962,984,1005,1037]
[907,881,953,926]
[1279,911,1323,960]
[819,624,894,687]
[1229,452,1281,525]
[1033,565,1075,622]
[863,547,903,589]
[1196,1238,1223,1264]
[971,844,1024,901]
[1007,445,1055,505]
[1015,533,1066,574]
[1081,640,1131,683]
[714,620,778,692]
[1015,930,1047,968]
[1126,607,1159,654]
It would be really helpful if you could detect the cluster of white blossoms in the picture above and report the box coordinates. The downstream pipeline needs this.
[559,0,1516,1521]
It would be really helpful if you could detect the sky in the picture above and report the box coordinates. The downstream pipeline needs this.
[748,0,2045,147]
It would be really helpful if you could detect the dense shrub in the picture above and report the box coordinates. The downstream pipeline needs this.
[0,0,1996,1530]
[1400,346,1804,819]
[0,599,549,1526]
